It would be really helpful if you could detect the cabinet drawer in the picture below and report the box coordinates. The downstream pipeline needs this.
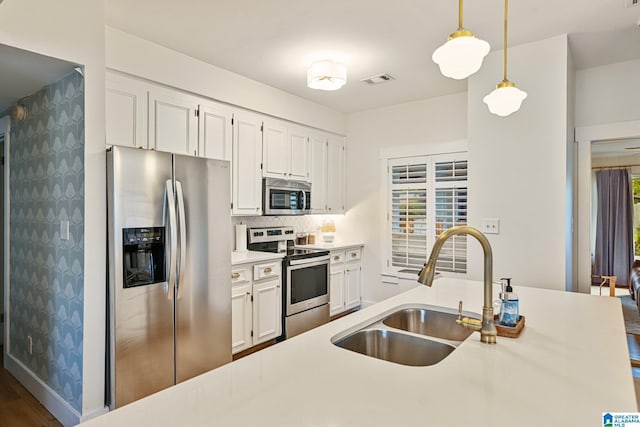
[231,267,251,285]
[346,248,362,262]
[254,261,281,281]
[330,251,346,265]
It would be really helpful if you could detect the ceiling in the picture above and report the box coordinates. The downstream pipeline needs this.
[0,44,76,113]
[592,138,640,158]
[106,0,640,113]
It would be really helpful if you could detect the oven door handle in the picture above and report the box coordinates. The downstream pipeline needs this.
[288,255,330,266]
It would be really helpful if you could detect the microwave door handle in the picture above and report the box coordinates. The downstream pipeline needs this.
[164,179,177,300]
[299,190,306,210]
[175,180,187,300]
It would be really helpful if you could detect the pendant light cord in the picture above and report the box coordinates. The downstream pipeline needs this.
[503,0,508,82]
[458,0,463,30]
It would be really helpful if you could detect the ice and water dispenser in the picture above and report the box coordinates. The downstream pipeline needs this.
[122,227,166,288]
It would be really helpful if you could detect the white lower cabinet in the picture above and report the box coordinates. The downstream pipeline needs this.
[329,266,345,316]
[232,260,282,354]
[345,264,362,310]
[252,278,281,343]
[231,283,252,352]
[329,246,363,317]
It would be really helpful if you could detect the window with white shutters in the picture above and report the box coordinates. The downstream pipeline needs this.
[387,154,468,275]
[390,161,428,272]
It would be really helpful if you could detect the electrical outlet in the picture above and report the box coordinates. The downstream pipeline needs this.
[27,335,33,355]
[481,218,500,235]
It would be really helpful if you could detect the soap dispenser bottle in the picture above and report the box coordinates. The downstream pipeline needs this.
[498,277,519,327]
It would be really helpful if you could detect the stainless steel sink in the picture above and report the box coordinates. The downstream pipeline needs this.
[382,308,473,342]
[334,329,455,367]
[331,304,479,367]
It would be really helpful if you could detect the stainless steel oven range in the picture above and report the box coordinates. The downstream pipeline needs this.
[247,226,330,339]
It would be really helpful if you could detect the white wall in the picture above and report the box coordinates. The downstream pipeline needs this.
[575,59,640,127]
[344,93,468,304]
[566,47,577,292]
[105,27,346,135]
[467,35,571,291]
[0,0,106,424]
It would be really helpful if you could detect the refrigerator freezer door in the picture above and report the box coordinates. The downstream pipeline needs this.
[107,147,176,408]
[174,155,232,383]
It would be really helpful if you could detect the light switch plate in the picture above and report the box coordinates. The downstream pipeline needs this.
[482,218,500,234]
[60,220,70,240]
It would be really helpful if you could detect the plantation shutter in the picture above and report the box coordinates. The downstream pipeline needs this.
[390,161,428,272]
[434,160,468,273]
[387,155,468,276]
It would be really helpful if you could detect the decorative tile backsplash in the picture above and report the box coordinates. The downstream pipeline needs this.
[231,214,352,249]
[232,215,323,234]
[9,71,84,412]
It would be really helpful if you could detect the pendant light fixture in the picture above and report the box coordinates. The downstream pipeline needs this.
[483,0,527,117]
[307,59,347,91]
[432,0,490,80]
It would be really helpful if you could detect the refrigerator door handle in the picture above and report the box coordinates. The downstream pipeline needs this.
[164,179,178,300]
[175,180,187,300]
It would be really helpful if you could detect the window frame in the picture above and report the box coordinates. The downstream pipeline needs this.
[384,151,469,279]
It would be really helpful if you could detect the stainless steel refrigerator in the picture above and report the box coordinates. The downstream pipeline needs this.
[106,146,231,409]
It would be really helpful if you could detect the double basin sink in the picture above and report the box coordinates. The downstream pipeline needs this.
[331,304,479,367]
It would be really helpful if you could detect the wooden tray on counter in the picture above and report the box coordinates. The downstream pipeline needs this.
[493,315,525,338]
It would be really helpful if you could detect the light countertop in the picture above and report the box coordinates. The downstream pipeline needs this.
[296,241,364,251]
[231,250,285,265]
[81,278,636,426]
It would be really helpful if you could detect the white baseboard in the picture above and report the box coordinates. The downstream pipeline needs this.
[79,405,109,424]
[4,353,81,426]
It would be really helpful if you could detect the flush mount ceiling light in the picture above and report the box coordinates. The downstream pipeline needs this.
[307,60,347,91]
[483,0,527,117]
[432,0,490,80]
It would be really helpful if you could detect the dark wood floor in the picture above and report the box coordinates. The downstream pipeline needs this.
[0,347,62,427]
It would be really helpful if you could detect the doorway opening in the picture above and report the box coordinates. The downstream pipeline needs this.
[588,138,640,297]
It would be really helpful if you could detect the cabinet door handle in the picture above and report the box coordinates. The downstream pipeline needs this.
[231,272,240,279]
[351,253,357,258]
[334,256,340,261]
[264,267,272,273]
[246,292,251,296]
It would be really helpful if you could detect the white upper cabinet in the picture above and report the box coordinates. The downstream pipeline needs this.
[327,135,345,213]
[288,126,309,181]
[198,101,233,161]
[262,120,310,181]
[105,71,149,149]
[233,111,263,216]
[262,120,289,178]
[148,86,199,156]
[105,72,345,215]
[309,133,328,213]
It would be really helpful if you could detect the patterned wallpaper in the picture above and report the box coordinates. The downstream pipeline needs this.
[9,71,84,412]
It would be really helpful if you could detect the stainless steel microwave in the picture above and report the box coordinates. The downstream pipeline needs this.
[263,178,311,215]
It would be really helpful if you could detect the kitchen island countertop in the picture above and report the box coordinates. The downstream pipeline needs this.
[81,278,636,426]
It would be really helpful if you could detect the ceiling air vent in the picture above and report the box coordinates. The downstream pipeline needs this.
[626,0,638,7]
[360,73,395,85]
